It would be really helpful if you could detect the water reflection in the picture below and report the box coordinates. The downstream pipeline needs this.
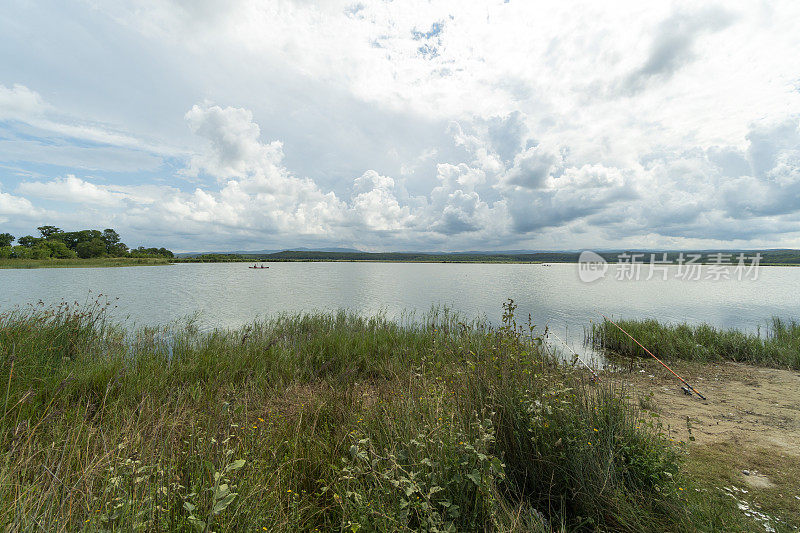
[1,262,798,362]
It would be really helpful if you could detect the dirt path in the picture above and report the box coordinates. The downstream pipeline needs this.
[610,359,800,529]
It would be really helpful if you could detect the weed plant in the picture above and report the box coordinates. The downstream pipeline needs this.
[0,299,750,531]
[591,318,800,370]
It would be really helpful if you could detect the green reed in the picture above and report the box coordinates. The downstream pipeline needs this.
[0,300,752,531]
[591,317,800,370]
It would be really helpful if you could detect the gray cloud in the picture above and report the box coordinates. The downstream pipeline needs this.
[504,164,637,233]
[621,6,736,94]
[485,111,528,163]
[610,118,800,240]
[717,118,800,218]
[745,118,800,178]
[2,2,800,251]
[430,190,484,234]
[503,143,562,189]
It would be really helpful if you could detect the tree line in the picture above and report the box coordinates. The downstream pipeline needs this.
[0,226,173,260]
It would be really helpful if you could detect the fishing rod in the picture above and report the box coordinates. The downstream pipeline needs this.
[547,329,601,382]
[600,314,706,400]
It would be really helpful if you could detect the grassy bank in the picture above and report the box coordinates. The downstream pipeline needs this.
[0,257,172,269]
[0,301,752,531]
[592,318,800,370]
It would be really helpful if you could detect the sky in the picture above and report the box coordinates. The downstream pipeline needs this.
[1,0,799,252]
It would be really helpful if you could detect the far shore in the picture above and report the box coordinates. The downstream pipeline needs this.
[2,250,800,269]
[0,257,172,269]
[3,256,800,269]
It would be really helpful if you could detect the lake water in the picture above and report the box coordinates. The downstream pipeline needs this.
[1,262,798,359]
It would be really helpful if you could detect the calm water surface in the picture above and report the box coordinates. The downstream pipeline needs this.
[1,262,798,357]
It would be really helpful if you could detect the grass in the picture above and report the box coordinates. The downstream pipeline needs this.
[0,299,756,531]
[0,258,172,269]
[684,441,800,531]
[591,317,800,370]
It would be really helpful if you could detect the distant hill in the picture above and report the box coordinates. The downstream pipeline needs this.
[177,247,362,257]
[176,248,800,264]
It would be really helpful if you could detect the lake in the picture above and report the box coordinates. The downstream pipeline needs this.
[1,262,798,359]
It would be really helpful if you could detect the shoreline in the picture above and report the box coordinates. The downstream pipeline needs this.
[3,258,798,269]
[0,257,173,269]
[178,258,800,266]
[3,305,789,530]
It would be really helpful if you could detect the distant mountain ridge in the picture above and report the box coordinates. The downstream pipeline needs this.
[176,247,362,257]
[175,248,800,264]
[177,247,799,258]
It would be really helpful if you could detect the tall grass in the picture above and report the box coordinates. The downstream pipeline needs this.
[591,317,800,370]
[0,300,747,531]
[0,257,171,269]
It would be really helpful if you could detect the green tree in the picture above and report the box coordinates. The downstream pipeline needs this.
[44,240,77,259]
[60,230,102,250]
[30,246,52,259]
[101,229,129,256]
[0,246,12,259]
[37,225,63,239]
[101,228,120,246]
[0,233,14,247]
[129,246,174,258]
[76,238,107,258]
[17,235,42,248]
[11,245,33,258]
[108,242,129,256]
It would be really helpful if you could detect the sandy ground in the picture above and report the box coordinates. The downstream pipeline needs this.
[611,359,800,453]
[610,359,800,528]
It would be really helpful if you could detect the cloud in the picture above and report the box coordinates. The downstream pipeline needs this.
[485,111,528,163]
[430,189,485,234]
[0,82,182,179]
[502,143,563,189]
[0,184,43,224]
[427,163,490,234]
[0,83,48,121]
[18,175,130,207]
[719,118,800,218]
[597,117,800,241]
[350,170,412,231]
[0,138,163,172]
[621,6,736,94]
[183,104,279,181]
[745,118,800,178]
[435,163,485,191]
[0,190,36,215]
[145,103,347,236]
[449,122,504,175]
[3,2,800,251]
[505,164,635,233]
[137,108,800,247]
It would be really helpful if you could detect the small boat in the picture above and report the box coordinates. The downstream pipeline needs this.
[248,265,269,269]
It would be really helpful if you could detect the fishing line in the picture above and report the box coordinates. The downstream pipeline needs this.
[600,314,707,400]
[547,328,601,382]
